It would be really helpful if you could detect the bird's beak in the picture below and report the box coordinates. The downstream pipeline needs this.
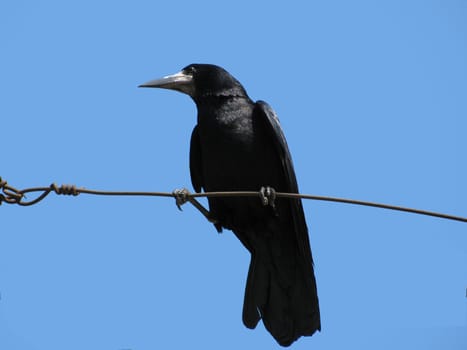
[139,70,194,96]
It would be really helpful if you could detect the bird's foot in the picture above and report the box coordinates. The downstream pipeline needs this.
[172,188,190,211]
[259,186,276,210]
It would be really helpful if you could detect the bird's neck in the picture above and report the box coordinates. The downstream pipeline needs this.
[195,95,254,126]
[194,93,251,109]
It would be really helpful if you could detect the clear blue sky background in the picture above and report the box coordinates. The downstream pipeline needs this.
[1,1,466,349]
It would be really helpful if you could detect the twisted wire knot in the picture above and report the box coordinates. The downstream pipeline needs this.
[0,177,24,205]
[51,183,79,196]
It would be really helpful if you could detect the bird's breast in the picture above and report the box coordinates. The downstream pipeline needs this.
[196,104,280,192]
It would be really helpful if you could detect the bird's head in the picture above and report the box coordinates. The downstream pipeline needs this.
[139,64,248,100]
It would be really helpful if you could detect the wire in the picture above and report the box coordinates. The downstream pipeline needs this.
[0,177,466,223]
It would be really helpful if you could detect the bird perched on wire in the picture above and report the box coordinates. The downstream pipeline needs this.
[140,64,320,346]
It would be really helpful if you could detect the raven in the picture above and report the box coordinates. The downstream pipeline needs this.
[140,64,320,346]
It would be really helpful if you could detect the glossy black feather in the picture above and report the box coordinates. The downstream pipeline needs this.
[189,125,203,193]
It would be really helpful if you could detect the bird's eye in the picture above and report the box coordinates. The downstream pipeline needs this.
[184,66,196,75]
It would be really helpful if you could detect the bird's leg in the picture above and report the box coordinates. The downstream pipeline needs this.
[189,198,219,225]
[172,188,221,230]
[259,186,277,210]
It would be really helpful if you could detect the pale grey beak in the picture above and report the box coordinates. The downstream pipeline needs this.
[139,71,194,96]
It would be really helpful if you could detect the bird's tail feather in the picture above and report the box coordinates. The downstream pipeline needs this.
[242,253,320,347]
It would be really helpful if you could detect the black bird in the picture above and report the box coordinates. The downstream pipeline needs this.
[140,64,320,346]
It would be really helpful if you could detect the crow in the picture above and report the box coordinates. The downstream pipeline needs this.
[140,64,320,346]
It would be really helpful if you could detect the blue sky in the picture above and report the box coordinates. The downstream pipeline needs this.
[1,1,466,349]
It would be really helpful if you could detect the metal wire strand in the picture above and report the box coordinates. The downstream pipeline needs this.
[0,177,466,223]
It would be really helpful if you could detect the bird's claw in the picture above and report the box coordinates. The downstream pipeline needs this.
[172,188,191,211]
[259,186,276,209]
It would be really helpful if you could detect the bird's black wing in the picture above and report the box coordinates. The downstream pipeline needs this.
[254,100,313,266]
[189,125,203,193]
